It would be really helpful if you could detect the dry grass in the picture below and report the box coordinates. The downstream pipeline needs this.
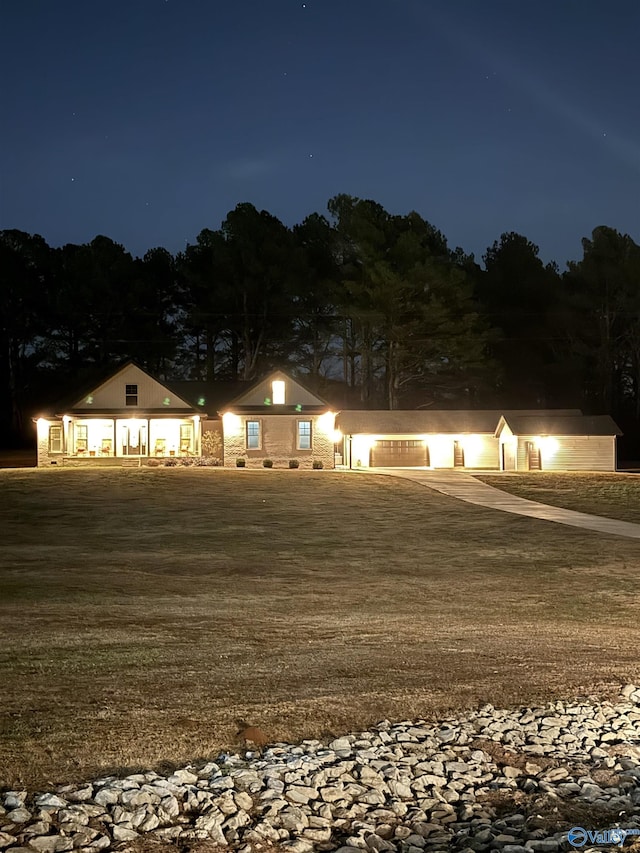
[475,471,640,524]
[1,467,639,792]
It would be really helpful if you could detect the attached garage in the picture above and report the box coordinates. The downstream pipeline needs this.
[336,407,618,471]
[495,415,622,471]
[370,439,429,467]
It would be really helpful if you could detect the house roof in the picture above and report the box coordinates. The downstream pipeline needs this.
[38,361,204,417]
[221,369,331,413]
[496,414,622,437]
[36,361,132,416]
[39,365,333,419]
[336,409,583,435]
[166,380,249,416]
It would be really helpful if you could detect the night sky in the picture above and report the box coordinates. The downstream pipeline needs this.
[2,0,639,266]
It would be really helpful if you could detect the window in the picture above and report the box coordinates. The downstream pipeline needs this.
[125,384,138,406]
[246,420,261,449]
[297,420,312,450]
[49,425,63,453]
[75,424,88,453]
[272,380,285,405]
[180,423,193,453]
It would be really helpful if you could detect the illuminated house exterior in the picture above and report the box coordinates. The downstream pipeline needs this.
[35,363,337,469]
[35,363,204,466]
[219,370,336,469]
[35,362,621,471]
[336,409,621,472]
[494,413,621,472]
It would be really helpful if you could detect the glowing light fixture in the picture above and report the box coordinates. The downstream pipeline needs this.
[461,434,482,452]
[316,411,335,435]
[537,436,559,454]
[222,411,241,431]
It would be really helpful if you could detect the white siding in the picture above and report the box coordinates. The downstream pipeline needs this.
[467,436,500,469]
[516,435,616,471]
[228,371,326,408]
[70,364,191,410]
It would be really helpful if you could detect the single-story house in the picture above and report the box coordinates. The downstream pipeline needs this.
[35,362,337,469]
[34,362,622,471]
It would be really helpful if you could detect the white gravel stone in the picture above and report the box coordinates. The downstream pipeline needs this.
[0,686,638,853]
[26,837,66,853]
[92,789,119,808]
[3,794,27,811]
[6,808,32,824]
[34,795,67,810]
[111,825,138,842]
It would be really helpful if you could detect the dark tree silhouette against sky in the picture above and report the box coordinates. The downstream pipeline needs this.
[1,0,638,265]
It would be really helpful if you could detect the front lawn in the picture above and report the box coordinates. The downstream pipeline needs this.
[475,472,640,524]
[1,468,639,790]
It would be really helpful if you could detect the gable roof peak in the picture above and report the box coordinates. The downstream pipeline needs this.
[222,369,331,412]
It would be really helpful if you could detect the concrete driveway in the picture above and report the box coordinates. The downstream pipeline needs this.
[365,468,640,540]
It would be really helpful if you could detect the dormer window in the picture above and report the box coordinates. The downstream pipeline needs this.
[272,380,285,405]
[125,384,138,406]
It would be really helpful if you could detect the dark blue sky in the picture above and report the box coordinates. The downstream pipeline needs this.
[2,0,639,267]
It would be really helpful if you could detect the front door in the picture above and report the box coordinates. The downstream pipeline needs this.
[121,422,148,456]
[525,441,541,470]
[501,442,516,471]
[453,440,465,468]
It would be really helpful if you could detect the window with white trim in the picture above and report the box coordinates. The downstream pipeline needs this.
[75,423,88,453]
[297,420,312,450]
[246,420,261,449]
[49,425,63,453]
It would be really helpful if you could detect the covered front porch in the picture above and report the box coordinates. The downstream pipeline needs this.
[48,415,201,460]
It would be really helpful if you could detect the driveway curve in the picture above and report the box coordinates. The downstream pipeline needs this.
[365,468,640,540]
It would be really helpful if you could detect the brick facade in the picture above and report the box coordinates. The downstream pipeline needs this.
[36,418,64,466]
[223,413,335,469]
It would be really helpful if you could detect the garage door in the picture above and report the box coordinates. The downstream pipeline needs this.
[370,439,429,467]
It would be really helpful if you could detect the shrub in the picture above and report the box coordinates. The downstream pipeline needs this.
[163,457,178,467]
[146,458,161,467]
[201,428,223,458]
[236,457,246,468]
[263,458,273,468]
[312,460,324,470]
[288,459,299,469]
[195,456,221,467]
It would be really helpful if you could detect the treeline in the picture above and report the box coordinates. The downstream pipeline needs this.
[2,194,640,448]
